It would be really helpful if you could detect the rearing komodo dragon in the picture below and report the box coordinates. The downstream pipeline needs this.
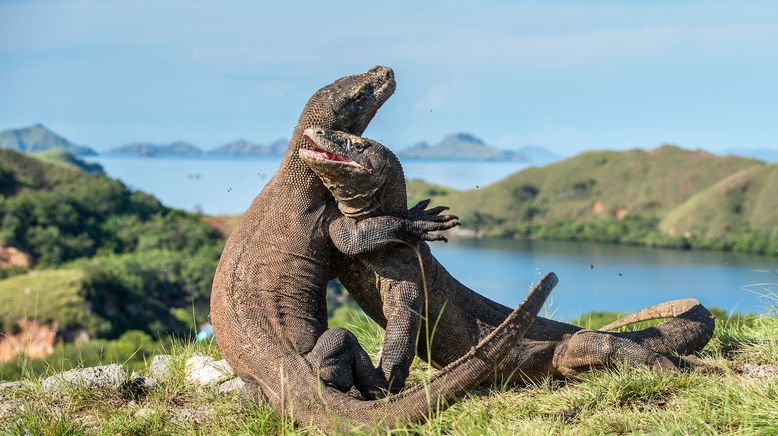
[210,67,560,432]
[301,128,715,387]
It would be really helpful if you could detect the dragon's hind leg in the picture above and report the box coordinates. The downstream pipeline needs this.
[306,327,388,400]
[605,299,715,357]
[551,330,682,377]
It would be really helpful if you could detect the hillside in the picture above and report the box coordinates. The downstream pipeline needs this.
[399,133,527,161]
[661,164,778,240]
[31,149,104,174]
[0,269,100,336]
[108,141,203,157]
[0,149,223,344]
[0,124,96,156]
[0,148,222,265]
[434,145,776,254]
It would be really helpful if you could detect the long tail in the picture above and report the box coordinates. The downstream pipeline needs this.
[252,272,558,432]
[600,298,715,356]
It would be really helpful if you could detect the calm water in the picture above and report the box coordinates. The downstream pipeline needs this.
[431,238,776,320]
[89,156,528,215]
[89,156,776,318]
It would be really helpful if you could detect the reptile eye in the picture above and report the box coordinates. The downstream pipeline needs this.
[349,86,365,100]
[353,141,368,153]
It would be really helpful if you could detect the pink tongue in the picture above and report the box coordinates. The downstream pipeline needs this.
[324,151,353,163]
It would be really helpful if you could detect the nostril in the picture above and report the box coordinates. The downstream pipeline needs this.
[316,130,323,135]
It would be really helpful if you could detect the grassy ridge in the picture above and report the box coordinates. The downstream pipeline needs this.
[422,145,777,254]
[0,269,102,335]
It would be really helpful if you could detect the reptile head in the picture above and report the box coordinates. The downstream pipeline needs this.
[300,127,404,218]
[303,66,396,135]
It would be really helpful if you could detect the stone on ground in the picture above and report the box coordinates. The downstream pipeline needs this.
[42,364,127,392]
[149,354,174,379]
[217,377,245,395]
[185,355,234,386]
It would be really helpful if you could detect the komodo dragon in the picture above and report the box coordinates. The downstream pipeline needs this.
[300,129,716,384]
[210,67,560,432]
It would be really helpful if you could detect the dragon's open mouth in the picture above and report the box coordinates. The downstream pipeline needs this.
[302,134,358,165]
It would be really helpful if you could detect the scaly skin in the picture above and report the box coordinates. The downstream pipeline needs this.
[302,129,715,385]
[210,68,558,432]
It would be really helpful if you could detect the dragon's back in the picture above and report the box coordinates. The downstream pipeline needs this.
[210,175,334,380]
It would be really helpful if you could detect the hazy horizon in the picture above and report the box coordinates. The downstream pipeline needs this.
[2,0,777,154]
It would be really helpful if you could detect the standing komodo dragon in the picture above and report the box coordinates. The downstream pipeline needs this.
[210,67,560,432]
[299,128,715,386]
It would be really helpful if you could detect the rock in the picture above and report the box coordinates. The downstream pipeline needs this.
[149,354,174,379]
[173,407,213,426]
[0,399,24,419]
[0,380,33,398]
[737,363,778,378]
[216,377,245,395]
[134,406,157,419]
[185,355,234,387]
[42,364,126,392]
[135,407,158,419]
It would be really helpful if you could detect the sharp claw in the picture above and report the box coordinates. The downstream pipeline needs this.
[413,199,431,210]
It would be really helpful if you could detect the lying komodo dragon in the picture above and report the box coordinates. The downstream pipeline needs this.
[301,128,716,387]
[210,66,560,432]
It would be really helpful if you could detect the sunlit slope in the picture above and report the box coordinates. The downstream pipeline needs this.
[0,269,103,334]
[660,163,778,238]
[437,145,762,229]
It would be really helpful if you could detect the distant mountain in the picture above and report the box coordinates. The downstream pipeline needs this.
[0,124,96,156]
[208,138,288,156]
[108,142,203,157]
[722,147,778,163]
[515,146,562,165]
[398,133,527,162]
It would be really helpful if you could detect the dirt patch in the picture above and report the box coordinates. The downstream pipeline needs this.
[591,200,604,215]
[0,245,30,269]
[0,319,57,362]
[203,215,243,238]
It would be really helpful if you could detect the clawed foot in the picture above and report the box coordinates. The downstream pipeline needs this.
[406,199,460,242]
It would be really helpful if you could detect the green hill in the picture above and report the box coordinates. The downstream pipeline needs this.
[0,149,224,339]
[660,164,778,242]
[0,124,96,156]
[406,178,458,206]
[0,148,221,266]
[31,149,104,174]
[432,145,776,254]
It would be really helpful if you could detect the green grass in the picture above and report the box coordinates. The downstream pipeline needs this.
[0,269,103,334]
[2,302,777,434]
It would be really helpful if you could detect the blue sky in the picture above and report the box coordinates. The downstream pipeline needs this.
[1,0,777,154]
